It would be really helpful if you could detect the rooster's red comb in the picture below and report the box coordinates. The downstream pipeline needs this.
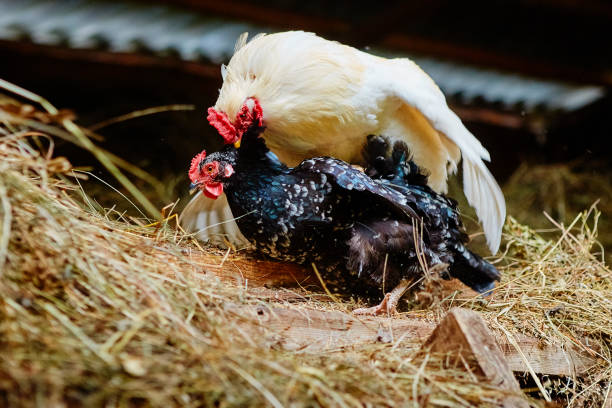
[251,98,264,127]
[188,150,207,183]
[207,107,238,144]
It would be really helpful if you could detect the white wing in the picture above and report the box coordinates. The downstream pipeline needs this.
[180,192,251,249]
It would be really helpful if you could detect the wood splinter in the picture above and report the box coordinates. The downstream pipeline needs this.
[420,307,528,408]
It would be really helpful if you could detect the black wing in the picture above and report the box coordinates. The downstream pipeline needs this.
[296,157,422,223]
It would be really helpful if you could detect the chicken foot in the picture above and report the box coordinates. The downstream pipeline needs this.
[352,279,411,316]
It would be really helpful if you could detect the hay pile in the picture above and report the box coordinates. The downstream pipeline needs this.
[1,83,610,407]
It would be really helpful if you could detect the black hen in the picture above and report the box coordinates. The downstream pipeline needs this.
[189,128,500,314]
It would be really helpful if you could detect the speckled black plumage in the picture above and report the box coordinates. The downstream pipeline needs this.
[361,135,501,293]
[196,129,500,297]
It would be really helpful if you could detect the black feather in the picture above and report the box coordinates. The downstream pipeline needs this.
[363,135,429,188]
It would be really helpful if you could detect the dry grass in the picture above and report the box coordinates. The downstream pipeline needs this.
[0,83,610,407]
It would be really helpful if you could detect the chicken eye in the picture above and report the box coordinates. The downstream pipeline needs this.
[206,165,215,174]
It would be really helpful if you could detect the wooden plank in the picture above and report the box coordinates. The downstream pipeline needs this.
[420,308,526,407]
[499,332,598,380]
[187,250,318,288]
[380,34,612,87]
[147,0,350,34]
[184,251,597,376]
[224,303,434,351]
[221,303,595,376]
[0,40,220,80]
[451,106,531,130]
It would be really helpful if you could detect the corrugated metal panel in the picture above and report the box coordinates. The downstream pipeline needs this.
[376,52,606,113]
[0,0,605,113]
[0,0,267,63]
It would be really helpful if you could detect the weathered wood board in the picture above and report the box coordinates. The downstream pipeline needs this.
[187,250,598,377]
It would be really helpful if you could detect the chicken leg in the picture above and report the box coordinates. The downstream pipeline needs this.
[353,279,411,316]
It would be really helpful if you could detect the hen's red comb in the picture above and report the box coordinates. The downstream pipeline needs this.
[207,107,238,144]
[188,150,207,183]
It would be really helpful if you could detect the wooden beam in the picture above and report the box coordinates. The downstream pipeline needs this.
[224,302,434,351]
[380,34,612,87]
[221,304,595,376]
[145,0,349,34]
[520,0,612,19]
[498,332,598,380]
[451,106,527,130]
[0,40,220,81]
[186,250,318,288]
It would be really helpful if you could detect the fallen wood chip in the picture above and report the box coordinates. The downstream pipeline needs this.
[420,308,527,407]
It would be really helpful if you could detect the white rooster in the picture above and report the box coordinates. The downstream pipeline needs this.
[180,31,506,253]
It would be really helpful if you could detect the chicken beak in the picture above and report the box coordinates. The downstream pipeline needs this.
[233,138,241,148]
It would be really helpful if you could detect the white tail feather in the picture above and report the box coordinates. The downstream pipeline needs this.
[462,158,505,253]
[179,192,251,248]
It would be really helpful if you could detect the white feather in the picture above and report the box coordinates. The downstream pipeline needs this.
[179,192,251,248]
[234,32,249,53]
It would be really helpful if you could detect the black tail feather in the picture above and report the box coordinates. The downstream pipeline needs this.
[449,243,500,294]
